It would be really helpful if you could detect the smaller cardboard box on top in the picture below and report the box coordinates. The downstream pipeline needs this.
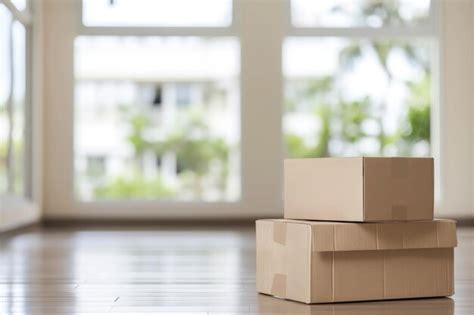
[256,219,457,304]
[284,157,433,222]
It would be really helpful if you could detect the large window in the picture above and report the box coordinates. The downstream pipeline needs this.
[284,0,435,158]
[48,0,472,219]
[75,2,240,201]
[0,1,30,197]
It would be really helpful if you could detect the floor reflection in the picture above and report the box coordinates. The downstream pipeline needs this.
[0,225,471,314]
[254,295,454,315]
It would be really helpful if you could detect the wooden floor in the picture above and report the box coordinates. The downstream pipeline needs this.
[0,223,472,315]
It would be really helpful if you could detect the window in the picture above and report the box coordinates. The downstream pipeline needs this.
[291,0,431,28]
[0,3,29,196]
[49,1,472,219]
[175,83,192,107]
[11,0,27,11]
[74,9,240,202]
[82,0,233,27]
[86,156,106,178]
[152,85,162,107]
[284,0,435,158]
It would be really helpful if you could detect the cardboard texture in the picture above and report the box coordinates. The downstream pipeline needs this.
[284,157,434,222]
[256,219,456,304]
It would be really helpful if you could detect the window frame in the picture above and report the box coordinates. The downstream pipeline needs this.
[75,0,239,37]
[0,0,39,232]
[42,0,474,220]
[73,0,242,206]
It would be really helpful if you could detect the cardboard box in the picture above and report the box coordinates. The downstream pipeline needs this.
[284,157,434,222]
[256,219,456,304]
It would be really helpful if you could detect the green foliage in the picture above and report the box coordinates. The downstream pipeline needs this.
[155,111,228,175]
[406,105,430,142]
[285,134,312,158]
[0,140,6,157]
[285,74,376,158]
[402,74,431,142]
[127,114,151,156]
[339,44,363,69]
[90,104,232,199]
[286,0,432,158]
[304,77,334,99]
[360,0,401,25]
[95,176,175,199]
[313,104,331,157]
[338,97,371,143]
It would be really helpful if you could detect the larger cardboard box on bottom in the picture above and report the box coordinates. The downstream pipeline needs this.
[256,219,457,304]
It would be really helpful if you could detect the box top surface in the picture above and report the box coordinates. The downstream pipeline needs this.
[259,218,454,226]
[257,219,457,251]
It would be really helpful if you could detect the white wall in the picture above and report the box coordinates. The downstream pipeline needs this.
[437,0,474,219]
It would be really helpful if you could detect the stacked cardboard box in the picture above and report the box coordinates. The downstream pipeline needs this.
[256,157,457,304]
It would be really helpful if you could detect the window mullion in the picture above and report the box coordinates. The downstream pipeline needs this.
[0,0,32,25]
[288,26,436,38]
[76,26,236,37]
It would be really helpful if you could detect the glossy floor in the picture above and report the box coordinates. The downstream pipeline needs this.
[0,223,472,314]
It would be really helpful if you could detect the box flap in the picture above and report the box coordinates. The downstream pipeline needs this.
[308,219,457,252]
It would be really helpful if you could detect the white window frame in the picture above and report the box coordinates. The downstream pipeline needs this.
[42,0,474,220]
[0,0,41,232]
[43,0,284,219]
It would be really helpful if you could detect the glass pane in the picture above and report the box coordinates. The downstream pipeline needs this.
[82,0,232,27]
[284,38,432,158]
[11,0,27,11]
[291,0,431,28]
[0,4,26,195]
[74,37,240,201]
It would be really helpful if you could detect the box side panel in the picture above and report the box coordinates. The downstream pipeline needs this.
[256,221,277,295]
[310,252,333,303]
[446,248,455,295]
[284,158,364,221]
[363,158,393,221]
[408,158,434,220]
[383,250,407,298]
[436,248,451,296]
[309,219,456,253]
[334,224,377,251]
[328,248,453,303]
[437,221,458,248]
[256,220,311,303]
[285,224,311,303]
[384,248,453,299]
[333,251,384,302]
[377,223,404,249]
[403,248,444,297]
[402,222,438,248]
[364,157,434,221]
